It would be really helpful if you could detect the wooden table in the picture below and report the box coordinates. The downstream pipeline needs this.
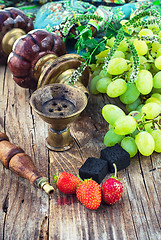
[0,65,161,240]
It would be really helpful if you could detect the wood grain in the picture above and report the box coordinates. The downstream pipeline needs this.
[0,66,160,240]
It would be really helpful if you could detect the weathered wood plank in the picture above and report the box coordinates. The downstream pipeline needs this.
[0,66,50,240]
[0,65,161,240]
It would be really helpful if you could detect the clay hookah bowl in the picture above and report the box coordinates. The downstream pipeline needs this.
[30,83,88,151]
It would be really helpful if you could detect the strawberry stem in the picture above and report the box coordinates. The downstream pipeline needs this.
[113,163,117,178]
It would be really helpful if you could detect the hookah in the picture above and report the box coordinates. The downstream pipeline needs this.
[0,7,89,195]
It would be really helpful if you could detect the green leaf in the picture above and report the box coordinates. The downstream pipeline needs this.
[84,38,98,49]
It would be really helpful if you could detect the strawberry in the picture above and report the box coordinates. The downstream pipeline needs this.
[76,179,101,210]
[101,164,123,205]
[54,171,81,194]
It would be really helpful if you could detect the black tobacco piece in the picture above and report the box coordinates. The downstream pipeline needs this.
[100,144,130,173]
[79,157,108,184]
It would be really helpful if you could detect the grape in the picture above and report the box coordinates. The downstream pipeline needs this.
[89,75,100,94]
[145,97,161,105]
[120,82,140,104]
[102,104,125,125]
[135,70,153,95]
[104,128,124,147]
[111,51,125,59]
[99,69,111,78]
[148,24,159,32]
[155,56,161,70]
[106,78,127,98]
[151,93,161,102]
[151,129,161,152]
[135,131,155,156]
[108,58,128,75]
[156,47,161,57]
[121,136,138,158]
[128,111,141,121]
[113,116,137,135]
[133,39,148,55]
[106,37,115,47]
[96,77,111,93]
[139,28,153,37]
[126,97,142,112]
[96,49,109,59]
[152,42,161,52]
[136,104,144,112]
[117,39,128,52]
[141,102,161,119]
[153,71,161,88]
[139,56,150,70]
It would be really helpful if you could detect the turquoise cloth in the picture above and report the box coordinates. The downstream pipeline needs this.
[34,0,152,37]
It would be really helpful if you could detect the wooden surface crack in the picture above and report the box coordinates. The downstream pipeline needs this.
[2,193,9,240]
[138,153,150,199]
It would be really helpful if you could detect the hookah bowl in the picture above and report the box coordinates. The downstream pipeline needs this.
[30,83,88,151]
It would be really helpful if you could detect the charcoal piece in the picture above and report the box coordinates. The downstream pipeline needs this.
[79,157,108,184]
[100,144,130,173]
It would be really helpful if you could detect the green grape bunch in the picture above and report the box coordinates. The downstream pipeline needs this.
[89,8,161,157]
[102,103,161,157]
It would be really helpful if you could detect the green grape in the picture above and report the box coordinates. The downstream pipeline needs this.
[89,75,100,94]
[151,129,161,152]
[104,128,124,147]
[106,37,115,47]
[156,47,161,57]
[153,71,161,88]
[139,56,150,70]
[96,77,112,93]
[158,31,161,38]
[117,39,129,52]
[106,78,127,98]
[108,58,128,75]
[145,97,161,105]
[151,93,161,102]
[138,28,153,37]
[133,39,148,55]
[113,115,137,135]
[155,56,161,70]
[120,82,140,104]
[152,42,161,52]
[92,68,102,77]
[102,104,125,125]
[148,24,159,32]
[135,131,155,156]
[141,102,161,119]
[136,104,144,112]
[128,111,141,122]
[126,97,142,112]
[135,70,153,95]
[125,52,132,60]
[121,136,138,158]
[96,49,109,59]
[111,50,125,59]
[99,69,112,78]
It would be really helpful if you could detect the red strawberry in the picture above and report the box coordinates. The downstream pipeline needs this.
[54,171,81,194]
[101,164,123,205]
[76,179,101,210]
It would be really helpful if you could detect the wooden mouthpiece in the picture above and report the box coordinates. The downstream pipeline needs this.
[0,132,55,195]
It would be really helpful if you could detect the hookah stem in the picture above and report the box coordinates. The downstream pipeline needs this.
[0,131,55,195]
